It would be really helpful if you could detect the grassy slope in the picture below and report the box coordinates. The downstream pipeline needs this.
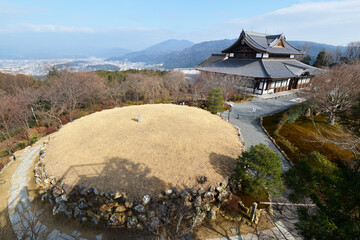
[263,112,354,165]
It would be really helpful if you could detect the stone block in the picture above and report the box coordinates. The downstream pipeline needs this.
[21,218,29,229]
[71,230,81,237]
[34,222,48,235]
[45,229,60,240]
[17,203,24,213]
[60,233,75,240]
[23,210,35,222]
[10,212,21,225]
[12,221,24,233]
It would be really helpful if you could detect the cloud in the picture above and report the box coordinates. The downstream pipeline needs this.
[0,23,167,35]
[204,0,360,45]
[0,23,95,33]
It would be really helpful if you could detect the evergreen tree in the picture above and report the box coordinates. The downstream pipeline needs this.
[207,88,224,114]
[313,49,334,68]
[313,49,327,67]
[235,143,284,197]
[284,152,360,239]
[301,55,311,65]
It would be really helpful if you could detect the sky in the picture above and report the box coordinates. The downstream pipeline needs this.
[0,0,359,54]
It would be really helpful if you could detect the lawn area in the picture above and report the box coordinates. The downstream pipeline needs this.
[262,111,354,166]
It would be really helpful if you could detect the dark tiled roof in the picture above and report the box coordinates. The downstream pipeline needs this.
[198,54,228,67]
[222,30,303,55]
[196,58,321,79]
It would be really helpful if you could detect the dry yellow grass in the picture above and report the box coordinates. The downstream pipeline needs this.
[43,104,243,199]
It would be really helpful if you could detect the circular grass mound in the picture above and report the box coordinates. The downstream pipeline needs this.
[43,104,243,199]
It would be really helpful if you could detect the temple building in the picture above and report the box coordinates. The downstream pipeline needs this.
[196,30,321,95]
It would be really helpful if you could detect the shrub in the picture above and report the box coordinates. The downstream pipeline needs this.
[29,136,38,145]
[60,117,69,125]
[286,103,311,123]
[73,110,88,119]
[274,112,288,136]
[46,126,57,135]
[17,142,26,149]
[235,144,284,197]
[0,151,9,158]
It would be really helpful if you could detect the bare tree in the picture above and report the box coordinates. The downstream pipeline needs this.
[33,84,65,127]
[105,80,127,106]
[233,75,253,100]
[308,118,360,169]
[15,207,49,240]
[324,51,335,66]
[163,71,188,103]
[43,71,106,121]
[305,63,360,125]
[295,42,312,61]
[11,92,33,140]
[0,72,38,95]
[0,94,17,154]
[126,73,147,102]
[335,46,344,63]
[145,200,198,240]
[346,41,360,60]
[140,75,164,104]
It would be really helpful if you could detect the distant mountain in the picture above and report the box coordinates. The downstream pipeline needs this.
[288,41,346,63]
[106,39,194,62]
[160,39,236,68]
[142,39,195,53]
[88,48,131,58]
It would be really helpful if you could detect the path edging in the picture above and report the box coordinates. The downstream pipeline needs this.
[259,117,293,167]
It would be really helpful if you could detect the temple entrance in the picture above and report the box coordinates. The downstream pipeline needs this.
[288,78,297,90]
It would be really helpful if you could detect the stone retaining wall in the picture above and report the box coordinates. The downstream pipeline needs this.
[34,144,243,231]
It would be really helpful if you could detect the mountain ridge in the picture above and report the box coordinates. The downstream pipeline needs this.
[106,39,194,63]
[106,39,346,69]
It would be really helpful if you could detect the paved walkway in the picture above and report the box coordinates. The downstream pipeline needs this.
[226,93,301,171]
[223,93,302,240]
[207,220,296,240]
[7,144,97,240]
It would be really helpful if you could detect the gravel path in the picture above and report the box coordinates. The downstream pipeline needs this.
[222,92,303,240]
[227,93,300,171]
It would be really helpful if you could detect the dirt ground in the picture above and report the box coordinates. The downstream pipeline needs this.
[194,214,274,239]
[43,104,243,199]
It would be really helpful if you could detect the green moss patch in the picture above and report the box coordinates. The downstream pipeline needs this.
[263,112,354,165]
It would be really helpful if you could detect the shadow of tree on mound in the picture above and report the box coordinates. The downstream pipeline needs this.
[60,158,168,200]
[209,152,237,179]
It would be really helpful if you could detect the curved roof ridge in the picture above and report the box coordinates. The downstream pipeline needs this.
[244,31,267,51]
[259,59,271,78]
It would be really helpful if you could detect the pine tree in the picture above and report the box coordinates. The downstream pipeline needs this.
[207,88,224,114]
[235,143,284,197]
[284,152,360,239]
[313,49,327,67]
